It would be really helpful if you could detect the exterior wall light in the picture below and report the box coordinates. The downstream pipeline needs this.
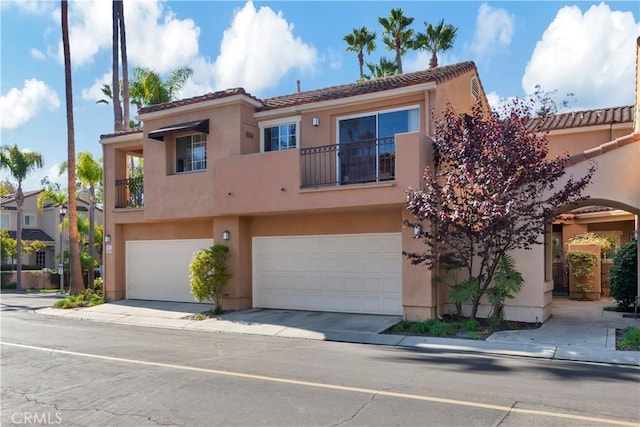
[222,230,230,241]
[413,224,422,238]
[312,117,320,127]
[105,234,111,243]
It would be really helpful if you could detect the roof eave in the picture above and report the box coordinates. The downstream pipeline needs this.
[254,81,438,119]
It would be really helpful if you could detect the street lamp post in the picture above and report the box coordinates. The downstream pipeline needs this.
[59,205,67,293]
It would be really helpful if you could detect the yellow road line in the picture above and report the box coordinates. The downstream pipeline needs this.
[3,341,638,426]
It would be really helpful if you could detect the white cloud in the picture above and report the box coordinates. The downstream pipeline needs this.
[52,0,200,72]
[30,48,46,60]
[522,3,639,109]
[0,79,60,130]
[404,51,458,73]
[82,72,113,102]
[23,164,67,193]
[211,1,318,95]
[469,4,514,59]
[326,48,343,71]
[1,0,55,15]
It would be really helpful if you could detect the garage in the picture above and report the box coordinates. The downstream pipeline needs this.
[126,239,214,302]
[252,233,402,315]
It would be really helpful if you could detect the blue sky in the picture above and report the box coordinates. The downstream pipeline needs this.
[1,0,638,191]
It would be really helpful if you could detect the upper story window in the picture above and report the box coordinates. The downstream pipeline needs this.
[24,213,36,227]
[259,116,301,152]
[338,106,420,143]
[265,124,297,152]
[1,213,9,229]
[176,133,207,173]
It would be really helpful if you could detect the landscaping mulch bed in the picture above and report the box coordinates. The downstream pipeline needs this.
[382,316,542,341]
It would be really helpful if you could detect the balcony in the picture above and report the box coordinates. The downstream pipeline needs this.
[300,137,395,188]
[115,177,144,208]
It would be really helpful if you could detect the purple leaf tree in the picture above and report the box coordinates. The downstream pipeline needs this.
[404,101,595,319]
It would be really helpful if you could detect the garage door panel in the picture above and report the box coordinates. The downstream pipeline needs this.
[126,239,213,303]
[253,233,402,315]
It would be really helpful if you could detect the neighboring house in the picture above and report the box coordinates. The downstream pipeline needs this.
[101,43,640,323]
[0,190,104,271]
[532,105,637,297]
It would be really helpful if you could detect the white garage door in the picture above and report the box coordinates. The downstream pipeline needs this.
[253,233,402,315]
[126,239,214,302]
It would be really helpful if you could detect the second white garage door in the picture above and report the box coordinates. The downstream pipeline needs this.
[126,239,214,303]
[253,233,402,315]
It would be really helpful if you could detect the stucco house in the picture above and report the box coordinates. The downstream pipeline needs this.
[1,189,103,271]
[101,40,640,323]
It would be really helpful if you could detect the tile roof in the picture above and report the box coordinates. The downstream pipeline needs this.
[1,190,43,204]
[99,127,143,140]
[138,88,260,116]
[528,105,634,132]
[136,62,478,116]
[259,62,478,111]
[569,206,615,215]
[7,229,55,242]
[567,132,640,166]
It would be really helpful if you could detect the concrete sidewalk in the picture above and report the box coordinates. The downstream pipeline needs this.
[36,297,640,366]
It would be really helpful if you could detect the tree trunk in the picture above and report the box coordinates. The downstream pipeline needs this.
[111,0,123,132]
[15,186,23,290]
[429,52,438,69]
[357,50,364,80]
[61,0,85,295]
[118,0,130,128]
[395,39,403,74]
[87,185,96,288]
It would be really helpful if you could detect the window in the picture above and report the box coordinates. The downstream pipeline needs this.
[0,213,9,229]
[264,123,297,152]
[36,251,46,269]
[259,116,301,153]
[176,133,207,173]
[24,214,36,227]
[337,106,419,183]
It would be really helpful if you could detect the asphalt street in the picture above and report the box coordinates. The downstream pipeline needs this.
[2,293,640,426]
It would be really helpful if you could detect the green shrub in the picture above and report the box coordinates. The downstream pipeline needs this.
[486,316,503,329]
[429,321,455,337]
[609,239,638,311]
[567,250,599,293]
[411,321,430,334]
[460,318,480,331]
[393,320,411,332]
[53,289,104,309]
[93,277,104,294]
[190,244,232,312]
[617,327,640,350]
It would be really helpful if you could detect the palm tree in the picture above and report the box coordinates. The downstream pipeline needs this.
[378,8,415,74]
[414,19,458,69]
[61,152,102,287]
[117,0,130,129]
[129,66,194,108]
[111,0,123,132]
[0,144,43,290]
[344,27,377,81]
[61,0,85,295]
[365,57,398,79]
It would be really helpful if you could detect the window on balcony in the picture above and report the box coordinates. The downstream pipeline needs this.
[176,133,207,173]
[337,106,419,184]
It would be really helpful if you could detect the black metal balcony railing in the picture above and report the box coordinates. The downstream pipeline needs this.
[300,137,395,188]
[115,177,144,208]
